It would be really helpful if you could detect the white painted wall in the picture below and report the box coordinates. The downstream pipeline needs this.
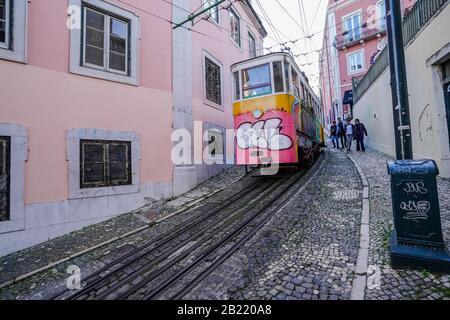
[353,3,450,178]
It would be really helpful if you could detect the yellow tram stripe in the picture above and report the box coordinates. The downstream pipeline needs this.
[233,93,295,116]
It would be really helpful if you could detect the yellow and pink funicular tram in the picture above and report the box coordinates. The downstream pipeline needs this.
[231,52,325,167]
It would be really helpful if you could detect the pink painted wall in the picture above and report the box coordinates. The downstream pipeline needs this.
[190,0,265,130]
[0,0,174,204]
[320,0,417,124]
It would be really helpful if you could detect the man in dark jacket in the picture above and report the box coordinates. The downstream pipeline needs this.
[354,119,368,152]
[337,117,346,149]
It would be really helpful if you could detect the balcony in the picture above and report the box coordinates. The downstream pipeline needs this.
[334,24,387,51]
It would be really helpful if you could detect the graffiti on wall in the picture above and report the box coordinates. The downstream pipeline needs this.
[418,104,434,142]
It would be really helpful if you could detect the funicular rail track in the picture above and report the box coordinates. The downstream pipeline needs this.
[51,154,323,300]
[49,173,274,300]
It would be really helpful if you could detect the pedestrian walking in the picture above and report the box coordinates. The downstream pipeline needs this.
[345,118,354,153]
[355,119,368,152]
[330,121,339,148]
[337,118,346,149]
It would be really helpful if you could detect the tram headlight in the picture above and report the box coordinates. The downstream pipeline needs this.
[253,109,264,119]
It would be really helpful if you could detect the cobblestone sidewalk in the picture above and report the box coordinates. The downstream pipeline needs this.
[349,148,450,300]
[0,166,245,288]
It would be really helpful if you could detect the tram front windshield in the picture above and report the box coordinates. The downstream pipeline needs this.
[242,64,272,99]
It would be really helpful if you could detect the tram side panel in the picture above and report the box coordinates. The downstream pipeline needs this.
[234,94,299,166]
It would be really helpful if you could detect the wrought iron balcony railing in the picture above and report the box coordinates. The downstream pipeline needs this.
[334,24,387,50]
[352,0,449,104]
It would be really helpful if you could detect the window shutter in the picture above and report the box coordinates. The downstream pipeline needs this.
[108,142,131,185]
[81,141,107,188]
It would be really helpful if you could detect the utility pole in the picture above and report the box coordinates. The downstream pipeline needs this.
[385,0,413,160]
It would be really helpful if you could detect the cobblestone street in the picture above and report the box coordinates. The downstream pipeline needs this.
[0,148,449,300]
[186,148,362,300]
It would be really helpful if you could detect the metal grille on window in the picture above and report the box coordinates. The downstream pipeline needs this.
[205,57,222,106]
[80,140,131,189]
[0,136,10,222]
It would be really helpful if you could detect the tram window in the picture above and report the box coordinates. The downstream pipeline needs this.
[233,71,240,101]
[291,69,300,98]
[242,64,272,99]
[284,61,290,93]
[273,61,284,93]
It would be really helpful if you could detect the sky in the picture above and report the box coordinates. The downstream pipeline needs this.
[252,0,328,96]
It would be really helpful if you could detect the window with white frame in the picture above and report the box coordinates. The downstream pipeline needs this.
[203,0,220,24]
[0,0,27,62]
[229,8,241,47]
[69,0,139,85]
[248,31,256,58]
[348,51,365,74]
[0,123,27,234]
[203,52,223,108]
[343,12,361,43]
[83,6,129,75]
[0,0,10,49]
[378,1,387,30]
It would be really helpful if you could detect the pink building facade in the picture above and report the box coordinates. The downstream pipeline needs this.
[320,0,416,127]
[0,0,266,256]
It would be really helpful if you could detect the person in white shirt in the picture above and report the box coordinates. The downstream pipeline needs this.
[345,118,355,153]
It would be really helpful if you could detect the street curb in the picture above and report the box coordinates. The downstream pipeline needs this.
[347,152,370,301]
[0,170,248,291]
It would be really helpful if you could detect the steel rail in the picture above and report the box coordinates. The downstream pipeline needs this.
[109,179,288,300]
[139,168,313,300]
[170,160,322,299]
[139,164,318,300]
[49,177,262,300]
